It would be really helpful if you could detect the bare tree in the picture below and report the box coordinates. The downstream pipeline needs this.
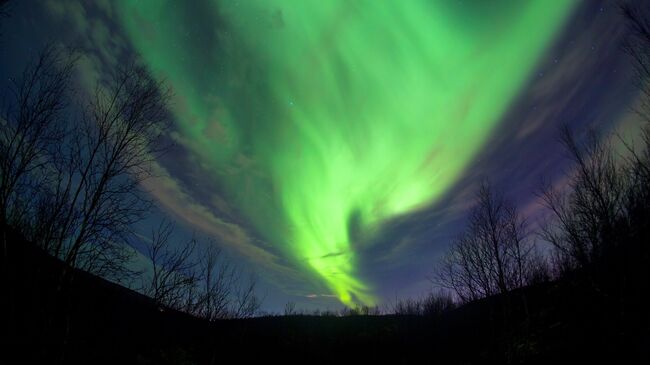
[391,291,456,317]
[143,220,199,310]
[231,271,262,318]
[420,291,457,317]
[283,300,297,316]
[538,123,650,316]
[434,182,539,303]
[32,62,172,282]
[391,297,422,316]
[194,244,237,319]
[0,46,74,237]
[539,127,627,271]
[337,305,380,316]
[142,220,262,318]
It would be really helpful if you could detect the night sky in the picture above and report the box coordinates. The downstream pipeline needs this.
[0,0,643,312]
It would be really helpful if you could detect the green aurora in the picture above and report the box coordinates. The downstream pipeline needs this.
[117,1,576,306]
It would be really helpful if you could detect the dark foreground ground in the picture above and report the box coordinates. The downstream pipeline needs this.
[1,233,649,364]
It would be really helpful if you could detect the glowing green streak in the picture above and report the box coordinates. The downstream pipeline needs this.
[117,1,575,305]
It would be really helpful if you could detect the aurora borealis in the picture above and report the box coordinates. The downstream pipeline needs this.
[114,1,575,305]
[1,0,641,310]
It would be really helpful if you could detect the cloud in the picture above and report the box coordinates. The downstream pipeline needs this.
[139,159,333,298]
[304,294,338,299]
[512,3,627,142]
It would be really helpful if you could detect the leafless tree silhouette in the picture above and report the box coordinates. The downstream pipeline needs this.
[391,291,456,317]
[284,300,297,315]
[143,220,262,318]
[0,47,76,281]
[31,62,172,283]
[231,271,262,318]
[435,182,542,303]
[144,220,198,310]
[195,244,235,319]
[539,127,627,271]
[0,47,74,237]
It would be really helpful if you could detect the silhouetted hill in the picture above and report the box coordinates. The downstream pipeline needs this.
[1,231,648,364]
